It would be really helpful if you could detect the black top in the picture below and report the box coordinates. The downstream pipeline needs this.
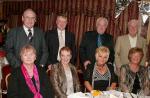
[84,63,118,91]
[7,66,54,98]
[132,73,141,94]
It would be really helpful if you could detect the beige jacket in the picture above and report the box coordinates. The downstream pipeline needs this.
[115,35,147,69]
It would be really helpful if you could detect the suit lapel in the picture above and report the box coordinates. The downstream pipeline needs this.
[126,35,131,49]
[136,36,141,47]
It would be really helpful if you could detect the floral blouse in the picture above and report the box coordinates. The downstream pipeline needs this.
[120,64,150,95]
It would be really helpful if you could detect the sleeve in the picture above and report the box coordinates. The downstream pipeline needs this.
[115,37,122,68]
[7,70,19,98]
[83,65,92,83]
[50,65,67,98]
[108,35,115,64]
[45,31,52,65]
[141,38,147,65]
[5,29,21,68]
[79,32,88,64]
[70,33,76,65]
[39,30,48,66]
[120,66,129,92]
[108,64,118,84]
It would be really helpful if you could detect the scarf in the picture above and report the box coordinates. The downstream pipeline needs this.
[21,64,43,98]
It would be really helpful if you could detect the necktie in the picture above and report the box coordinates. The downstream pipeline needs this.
[97,34,102,47]
[57,31,65,61]
[28,29,32,41]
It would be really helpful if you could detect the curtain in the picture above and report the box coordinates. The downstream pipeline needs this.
[2,0,139,66]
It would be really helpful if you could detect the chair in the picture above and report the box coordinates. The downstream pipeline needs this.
[1,65,11,98]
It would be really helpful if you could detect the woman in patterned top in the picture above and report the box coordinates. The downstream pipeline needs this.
[120,47,150,95]
[84,46,118,91]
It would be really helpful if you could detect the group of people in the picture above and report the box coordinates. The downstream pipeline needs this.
[3,8,150,98]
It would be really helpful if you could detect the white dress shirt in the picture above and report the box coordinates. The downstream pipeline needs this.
[128,34,137,48]
[23,25,34,36]
[57,29,65,61]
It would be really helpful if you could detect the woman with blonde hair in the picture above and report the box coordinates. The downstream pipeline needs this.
[84,46,117,91]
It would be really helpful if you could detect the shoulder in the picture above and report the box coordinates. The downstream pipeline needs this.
[8,27,22,34]
[138,36,146,41]
[118,35,128,40]
[85,31,97,35]
[45,29,57,36]
[103,33,113,37]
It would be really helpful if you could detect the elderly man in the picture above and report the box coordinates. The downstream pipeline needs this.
[80,17,114,70]
[5,8,48,68]
[115,19,147,76]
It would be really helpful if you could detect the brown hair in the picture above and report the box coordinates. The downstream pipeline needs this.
[128,47,144,61]
[59,46,72,55]
[20,44,36,57]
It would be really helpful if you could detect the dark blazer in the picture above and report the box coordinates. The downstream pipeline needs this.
[80,31,114,66]
[7,67,54,98]
[50,63,80,98]
[5,26,48,68]
[45,29,76,65]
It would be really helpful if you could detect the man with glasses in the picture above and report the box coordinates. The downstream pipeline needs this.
[5,8,48,69]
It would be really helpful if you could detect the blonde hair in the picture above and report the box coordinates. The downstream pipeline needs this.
[95,46,110,60]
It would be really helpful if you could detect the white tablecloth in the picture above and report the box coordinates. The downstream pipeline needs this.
[67,90,150,98]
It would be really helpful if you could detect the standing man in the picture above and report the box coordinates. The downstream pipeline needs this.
[115,19,147,75]
[45,14,76,68]
[5,8,48,68]
[80,17,114,70]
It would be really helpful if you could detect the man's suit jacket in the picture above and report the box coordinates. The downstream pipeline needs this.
[45,29,76,65]
[115,35,147,68]
[5,26,48,68]
[79,31,115,66]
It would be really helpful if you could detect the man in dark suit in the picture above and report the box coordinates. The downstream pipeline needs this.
[45,15,76,68]
[5,8,48,68]
[80,17,114,70]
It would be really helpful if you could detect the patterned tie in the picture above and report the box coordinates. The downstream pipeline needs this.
[97,34,102,47]
[28,29,32,42]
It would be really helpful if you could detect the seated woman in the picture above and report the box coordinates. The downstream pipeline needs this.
[120,47,149,95]
[84,46,117,91]
[50,46,80,98]
[7,44,54,98]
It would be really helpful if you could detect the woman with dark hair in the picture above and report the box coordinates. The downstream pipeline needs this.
[7,44,54,98]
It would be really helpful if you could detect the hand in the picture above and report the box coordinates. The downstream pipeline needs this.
[48,64,52,70]
[84,60,91,70]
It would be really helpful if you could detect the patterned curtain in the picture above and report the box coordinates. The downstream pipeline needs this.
[2,0,139,65]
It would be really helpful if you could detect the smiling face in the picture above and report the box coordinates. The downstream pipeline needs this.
[96,52,109,66]
[21,49,36,66]
[130,52,142,65]
[128,20,138,37]
[56,16,67,31]
[20,45,36,66]
[60,49,72,66]
[128,47,143,65]
[96,17,108,34]
[95,46,109,66]
[22,9,36,29]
